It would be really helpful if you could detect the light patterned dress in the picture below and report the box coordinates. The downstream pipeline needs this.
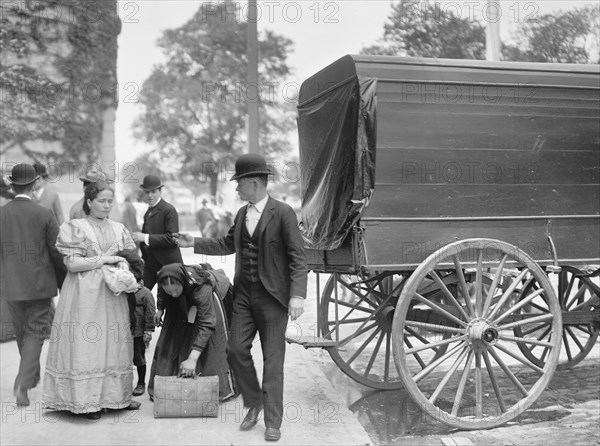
[42,218,136,413]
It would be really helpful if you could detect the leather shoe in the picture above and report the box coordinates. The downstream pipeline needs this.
[85,411,102,420]
[133,384,145,396]
[125,400,141,410]
[240,406,261,431]
[265,428,281,442]
[14,386,30,406]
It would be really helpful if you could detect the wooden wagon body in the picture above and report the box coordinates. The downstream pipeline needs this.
[298,54,599,272]
[294,55,600,429]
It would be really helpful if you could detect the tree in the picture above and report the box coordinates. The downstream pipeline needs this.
[361,0,485,59]
[134,0,296,199]
[1,1,120,163]
[503,5,600,64]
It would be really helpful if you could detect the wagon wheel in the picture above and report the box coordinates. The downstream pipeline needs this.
[392,238,562,429]
[319,272,453,390]
[514,266,600,370]
[319,272,404,389]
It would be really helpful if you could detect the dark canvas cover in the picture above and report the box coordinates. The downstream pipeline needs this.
[297,76,377,250]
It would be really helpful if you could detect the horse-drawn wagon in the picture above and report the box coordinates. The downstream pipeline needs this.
[289,55,600,429]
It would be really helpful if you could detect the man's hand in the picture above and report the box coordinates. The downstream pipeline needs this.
[174,232,194,248]
[288,296,304,321]
[143,331,152,348]
[131,232,145,243]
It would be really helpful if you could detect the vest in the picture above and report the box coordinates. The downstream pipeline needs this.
[240,223,260,283]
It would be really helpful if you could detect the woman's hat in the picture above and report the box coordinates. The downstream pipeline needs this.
[8,163,39,185]
[230,153,271,181]
[140,175,164,191]
[79,165,111,183]
[33,162,48,179]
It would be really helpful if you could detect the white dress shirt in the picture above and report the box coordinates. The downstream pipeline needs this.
[245,195,268,236]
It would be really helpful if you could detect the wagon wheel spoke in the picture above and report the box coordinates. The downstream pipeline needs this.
[571,324,595,337]
[487,346,529,397]
[486,268,530,321]
[429,346,469,404]
[337,322,379,348]
[482,254,508,317]
[520,322,551,337]
[452,255,476,316]
[404,336,426,369]
[493,342,544,374]
[404,334,467,356]
[413,342,466,383]
[482,350,506,414]
[475,352,483,418]
[564,285,588,311]
[412,293,468,328]
[475,249,484,317]
[429,271,470,322]
[559,271,576,307]
[451,350,474,416]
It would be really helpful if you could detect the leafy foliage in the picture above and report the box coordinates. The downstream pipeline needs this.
[362,1,599,65]
[1,0,120,164]
[361,0,485,59]
[503,5,600,64]
[134,0,296,196]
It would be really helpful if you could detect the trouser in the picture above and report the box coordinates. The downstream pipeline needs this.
[227,278,288,429]
[7,299,53,390]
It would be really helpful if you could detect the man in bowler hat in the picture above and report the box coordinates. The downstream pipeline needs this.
[0,163,67,406]
[176,154,307,442]
[131,175,182,291]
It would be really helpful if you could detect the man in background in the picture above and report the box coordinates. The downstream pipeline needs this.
[131,175,182,291]
[33,162,64,225]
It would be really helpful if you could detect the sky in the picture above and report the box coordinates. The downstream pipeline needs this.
[115,0,597,164]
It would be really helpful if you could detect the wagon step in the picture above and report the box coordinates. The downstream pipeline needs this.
[285,335,339,349]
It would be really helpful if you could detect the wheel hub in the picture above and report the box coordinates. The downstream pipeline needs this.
[376,305,395,333]
[467,319,499,350]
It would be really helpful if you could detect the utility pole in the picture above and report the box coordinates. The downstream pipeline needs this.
[247,0,259,153]
[485,0,501,61]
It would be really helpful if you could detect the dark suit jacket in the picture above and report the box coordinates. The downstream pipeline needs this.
[193,196,307,307]
[35,184,64,225]
[0,197,66,301]
[140,198,183,267]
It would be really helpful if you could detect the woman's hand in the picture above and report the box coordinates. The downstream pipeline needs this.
[102,255,126,265]
[179,358,197,377]
[154,309,164,327]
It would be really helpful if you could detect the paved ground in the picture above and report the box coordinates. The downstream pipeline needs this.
[0,247,372,446]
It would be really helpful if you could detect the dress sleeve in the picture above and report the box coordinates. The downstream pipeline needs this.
[55,220,96,271]
[191,285,217,352]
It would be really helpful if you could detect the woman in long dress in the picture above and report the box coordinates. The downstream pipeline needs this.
[43,180,141,419]
[147,263,236,401]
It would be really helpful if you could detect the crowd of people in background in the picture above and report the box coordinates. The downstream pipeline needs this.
[0,154,308,442]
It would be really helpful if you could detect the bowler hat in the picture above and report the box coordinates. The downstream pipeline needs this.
[230,153,271,181]
[140,175,164,191]
[9,163,39,186]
